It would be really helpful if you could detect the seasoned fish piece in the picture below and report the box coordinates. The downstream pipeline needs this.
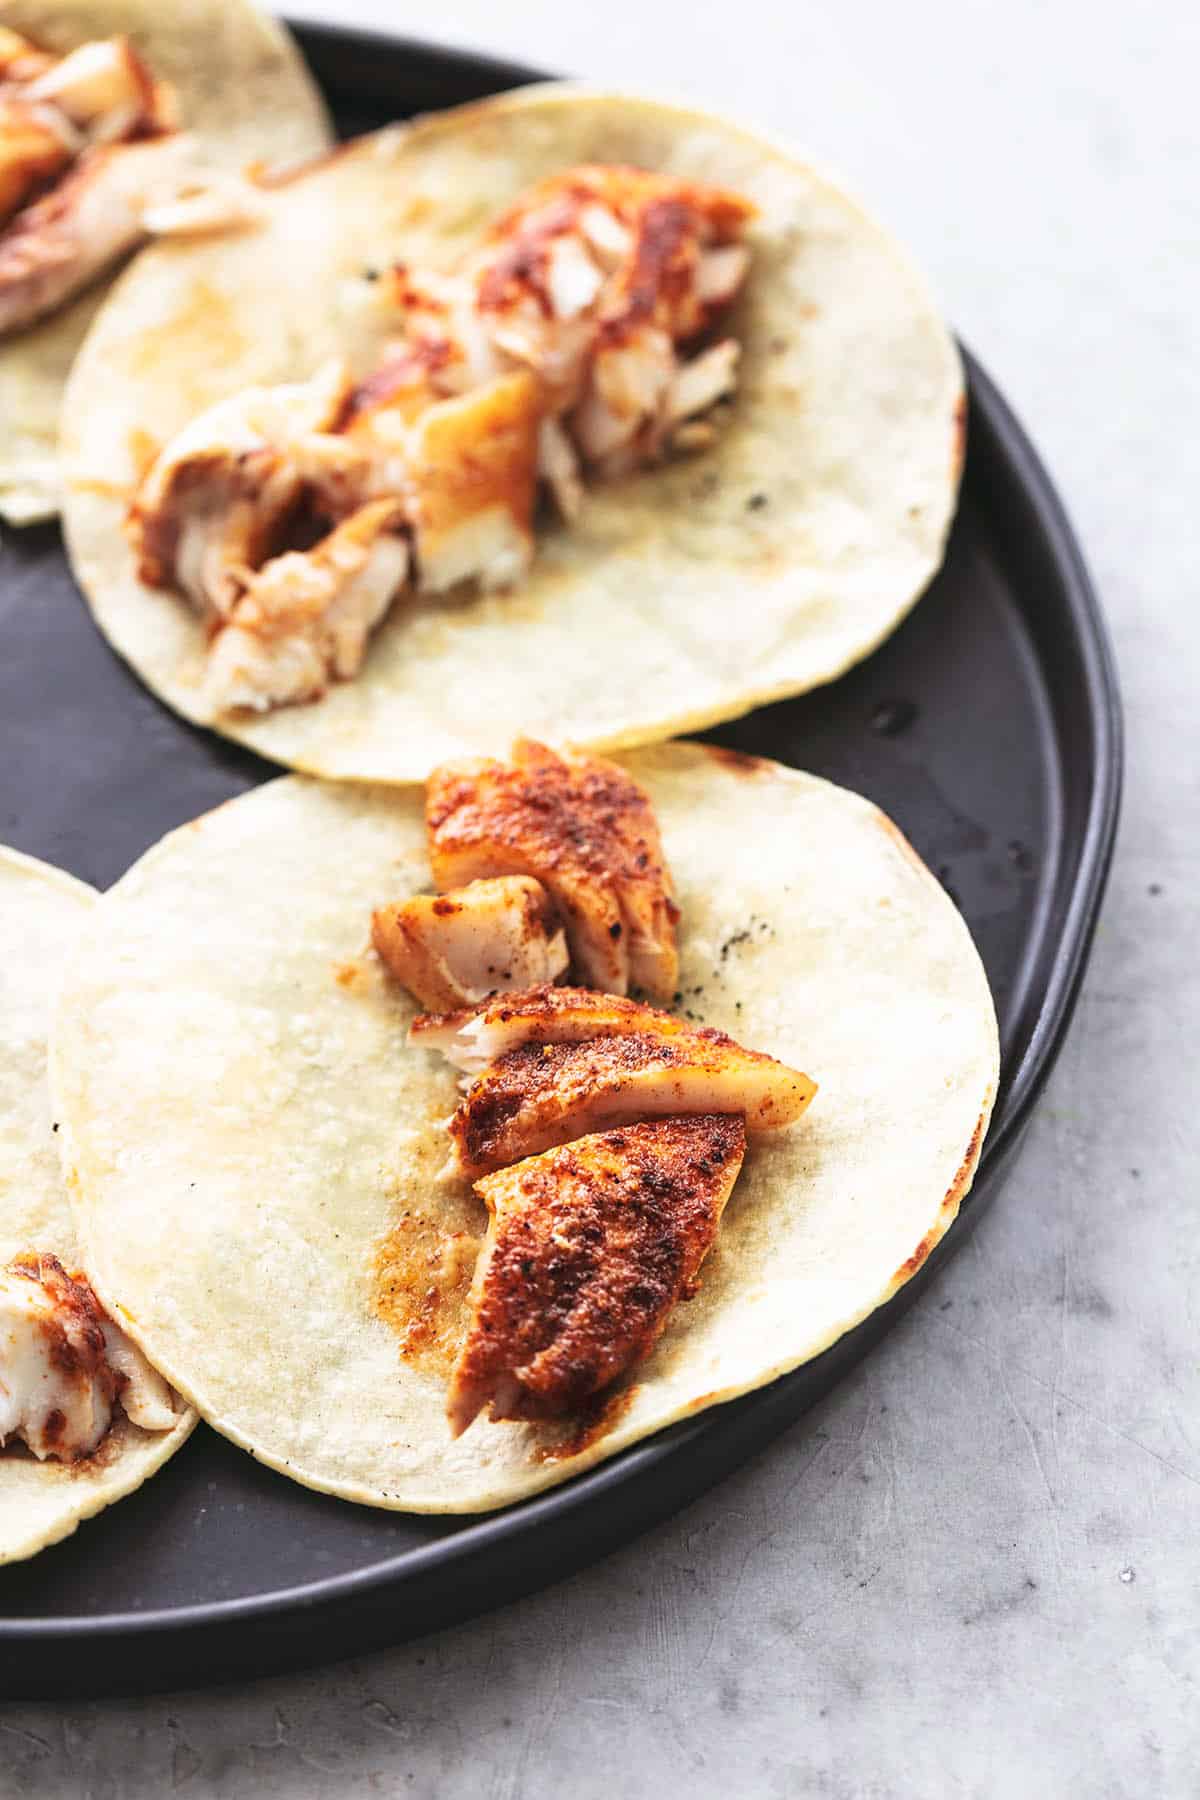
[370,264,506,400]
[410,982,701,1073]
[0,34,240,333]
[0,1256,112,1459]
[128,359,353,615]
[572,325,675,465]
[0,1254,176,1460]
[133,358,538,670]
[205,498,407,712]
[445,1027,815,1181]
[370,163,756,490]
[406,370,540,593]
[284,359,538,597]
[663,338,740,426]
[536,414,583,520]
[372,876,568,1013]
[0,133,192,335]
[471,165,754,406]
[0,99,74,227]
[334,346,438,506]
[447,1114,745,1434]
[426,739,680,1000]
[0,28,56,86]
[23,37,173,136]
[0,35,176,230]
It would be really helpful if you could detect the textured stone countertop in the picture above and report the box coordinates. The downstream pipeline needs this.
[3,2,1195,1793]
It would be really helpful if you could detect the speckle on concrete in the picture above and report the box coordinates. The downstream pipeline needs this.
[1,1,1196,1794]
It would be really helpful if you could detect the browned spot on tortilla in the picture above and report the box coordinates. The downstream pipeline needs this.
[400,193,434,227]
[952,390,968,481]
[896,1226,938,1282]
[333,958,367,991]
[742,541,787,577]
[126,281,246,383]
[372,1212,481,1377]
[704,745,770,777]
[892,1099,990,1286]
[941,1104,988,1213]
[686,1389,723,1413]
[534,1383,637,1465]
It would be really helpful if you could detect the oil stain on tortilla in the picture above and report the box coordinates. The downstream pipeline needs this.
[534,1384,637,1464]
[371,1208,481,1377]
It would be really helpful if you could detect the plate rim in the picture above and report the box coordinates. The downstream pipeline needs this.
[0,24,1122,1675]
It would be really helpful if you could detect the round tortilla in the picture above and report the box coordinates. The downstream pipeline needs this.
[0,0,332,525]
[51,745,998,1513]
[0,847,193,1564]
[61,86,964,782]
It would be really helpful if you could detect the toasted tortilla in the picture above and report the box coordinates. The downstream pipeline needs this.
[0,0,331,525]
[60,86,964,782]
[0,847,192,1563]
[51,745,998,1513]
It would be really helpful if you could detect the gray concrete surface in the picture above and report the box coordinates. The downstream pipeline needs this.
[3,2,1196,1793]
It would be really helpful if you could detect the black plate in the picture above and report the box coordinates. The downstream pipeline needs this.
[0,25,1120,1698]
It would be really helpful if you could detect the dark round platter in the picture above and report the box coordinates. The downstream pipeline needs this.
[0,24,1121,1698]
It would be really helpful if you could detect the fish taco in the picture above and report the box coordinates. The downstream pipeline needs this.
[0,846,192,1563]
[62,86,963,781]
[0,0,330,523]
[52,742,997,1512]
